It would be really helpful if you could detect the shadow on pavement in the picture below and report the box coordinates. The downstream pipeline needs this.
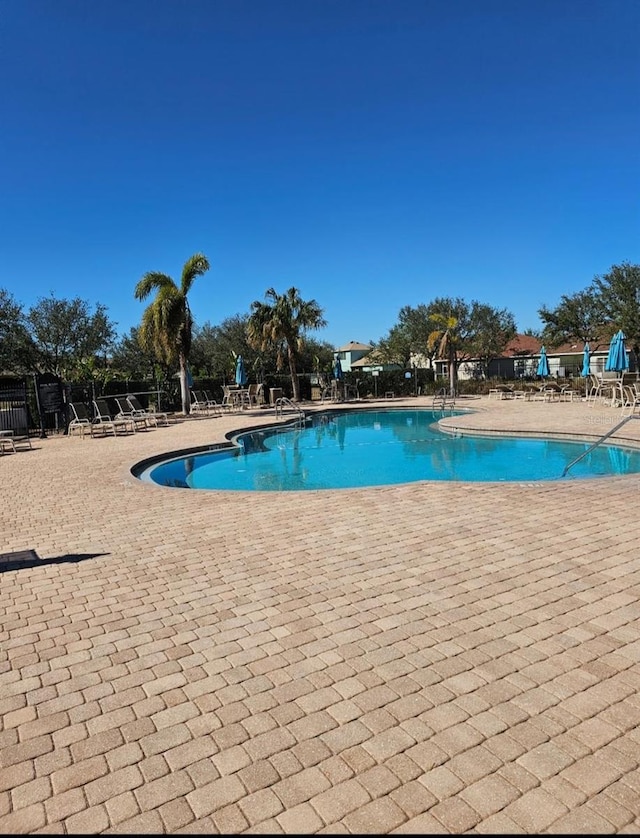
[0,549,109,572]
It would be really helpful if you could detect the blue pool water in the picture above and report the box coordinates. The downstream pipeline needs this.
[135,409,640,491]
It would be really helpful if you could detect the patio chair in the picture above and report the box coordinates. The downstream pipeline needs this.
[586,373,615,407]
[93,399,137,435]
[585,373,601,404]
[247,383,265,406]
[222,385,249,411]
[620,385,640,416]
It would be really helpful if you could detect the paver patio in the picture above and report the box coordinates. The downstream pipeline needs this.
[2,395,640,834]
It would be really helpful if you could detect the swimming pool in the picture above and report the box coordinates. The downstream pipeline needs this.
[134,408,640,491]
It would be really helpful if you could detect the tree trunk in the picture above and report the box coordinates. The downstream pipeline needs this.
[288,348,300,401]
[448,345,456,396]
[179,354,191,415]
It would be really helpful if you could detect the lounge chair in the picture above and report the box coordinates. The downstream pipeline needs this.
[114,397,154,430]
[93,399,136,434]
[528,382,562,402]
[67,402,98,438]
[126,395,171,425]
[0,431,16,453]
[0,428,32,453]
[203,389,229,413]
[190,390,208,414]
[69,401,132,438]
[559,384,580,402]
[191,390,223,416]
[488,385,514,400]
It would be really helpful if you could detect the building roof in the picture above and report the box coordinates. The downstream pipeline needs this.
[350,351,386,368]
[549,338,610,355]
[503,334,611,357]
[336,341,372,352]
[503,334,541,356]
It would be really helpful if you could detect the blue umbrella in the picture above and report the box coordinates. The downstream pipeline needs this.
[235,355,247,386]
[536,345,550,378]
[605,330,629,373]
[581,342,591,377]
[333,358,343,379]
[186,364,194,389]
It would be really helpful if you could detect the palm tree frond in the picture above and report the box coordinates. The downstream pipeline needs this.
[134,272,176,301]
[180,253,211,295]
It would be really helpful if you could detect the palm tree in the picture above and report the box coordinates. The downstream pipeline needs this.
[428,312,460,396]
[247,287,326,402]
[134,253,210,415]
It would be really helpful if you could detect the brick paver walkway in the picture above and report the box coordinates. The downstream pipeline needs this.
[2,396,640,833]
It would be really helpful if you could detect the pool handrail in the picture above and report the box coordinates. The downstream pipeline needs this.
[561,414,640,477]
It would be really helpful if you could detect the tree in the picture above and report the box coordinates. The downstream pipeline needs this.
[296,338,335,378]
[0,289,36,374]
[538,263,640,367]
[27,295,116,377]
[110,327,161,381]
[538,288,605,347]
[466,302,517,378]
[593,262,640,367]
[247,287,326,402]
[191,315,262,383]
[381,297,517,386]
[373,304,435,368]
[134,253,210,415]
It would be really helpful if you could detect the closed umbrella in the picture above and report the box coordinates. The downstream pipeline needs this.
[536,345,550,378]
[186,364,194,389]
[581,342,591,377]
[331,357,344,401]
[605,330,629,373]
[235,355,247,386]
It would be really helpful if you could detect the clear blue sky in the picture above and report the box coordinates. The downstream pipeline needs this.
[1,0,638,348]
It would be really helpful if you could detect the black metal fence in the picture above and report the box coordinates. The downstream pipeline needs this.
[0,376,31,436]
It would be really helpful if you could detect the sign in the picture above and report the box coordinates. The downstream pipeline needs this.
[37,376,64,413]
[38,382,64,413]
[372,370,379,376]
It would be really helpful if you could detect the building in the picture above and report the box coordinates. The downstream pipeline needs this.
[333,341,373,372]
[435,334,630,382]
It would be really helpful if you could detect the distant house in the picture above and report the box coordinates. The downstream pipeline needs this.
[333,341,373,372]
[434,334,541,381]
[547,338,628,376]
[434,333,627,381]
[350,350,402,373]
